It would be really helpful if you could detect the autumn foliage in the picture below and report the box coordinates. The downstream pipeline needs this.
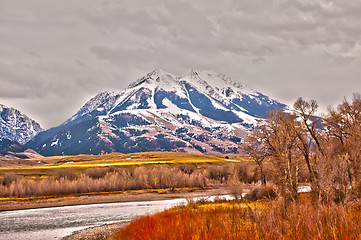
[112,198,361,240]
[112,94,361,240]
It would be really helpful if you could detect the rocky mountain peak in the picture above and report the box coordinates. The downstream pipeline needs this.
[79,91,119,112]
[63,91,121,126]
[129,69,180,91]
[0,104,43,144]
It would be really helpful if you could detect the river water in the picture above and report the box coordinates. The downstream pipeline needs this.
[0,198,188,240]
[0,195,232,240]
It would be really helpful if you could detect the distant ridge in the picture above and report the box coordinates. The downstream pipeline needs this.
[0,138,42,159]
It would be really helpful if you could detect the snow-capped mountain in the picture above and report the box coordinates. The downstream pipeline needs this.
[26,69,287,156]
[0,104,43,144]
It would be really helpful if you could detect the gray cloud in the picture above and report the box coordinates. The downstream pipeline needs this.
[1,0,361,128]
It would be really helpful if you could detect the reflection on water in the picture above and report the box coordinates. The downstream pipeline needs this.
[0,195,232,240]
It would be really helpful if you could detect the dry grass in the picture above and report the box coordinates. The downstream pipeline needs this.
[112,197,361,240]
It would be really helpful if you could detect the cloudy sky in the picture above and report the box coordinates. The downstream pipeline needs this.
[1,0,361,129]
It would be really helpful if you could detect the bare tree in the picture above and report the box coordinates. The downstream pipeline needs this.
[294,97,324,155]
[242,129,269,185]
[254,109,300,200]
[292,97,325,192]
[324,93,361,195]
[243,94,361,202]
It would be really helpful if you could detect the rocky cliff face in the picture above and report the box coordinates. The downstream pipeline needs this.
[27,69,287,156]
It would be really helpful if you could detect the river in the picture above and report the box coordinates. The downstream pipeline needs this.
[0,195,231,240]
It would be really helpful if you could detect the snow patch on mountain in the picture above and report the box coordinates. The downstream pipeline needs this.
[162,98,180,114]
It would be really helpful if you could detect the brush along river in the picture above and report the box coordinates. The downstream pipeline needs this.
[0,195,233,240]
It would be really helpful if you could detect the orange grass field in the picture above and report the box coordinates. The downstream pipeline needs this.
[111,198,361,240]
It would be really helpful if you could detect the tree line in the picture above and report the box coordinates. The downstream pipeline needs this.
[243,93,361,203]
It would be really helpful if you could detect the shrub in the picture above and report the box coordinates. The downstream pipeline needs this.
[178,164,196,175]
[236,162,257,184]
[207,165,231,183]
[245,184,277,201]
[57,169,77,180]
[85,167,109,179]
[1,173,18,186]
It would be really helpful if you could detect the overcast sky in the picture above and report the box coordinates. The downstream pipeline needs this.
[1,0,361,129]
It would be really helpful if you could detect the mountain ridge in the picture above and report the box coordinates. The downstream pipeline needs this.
[26,69,287,156]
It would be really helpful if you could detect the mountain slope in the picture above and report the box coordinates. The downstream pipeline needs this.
[0,104,43,144]
[27,69,287,156]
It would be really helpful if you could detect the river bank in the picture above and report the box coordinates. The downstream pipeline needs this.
[0,188,230,212]
[63,221,128,240]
